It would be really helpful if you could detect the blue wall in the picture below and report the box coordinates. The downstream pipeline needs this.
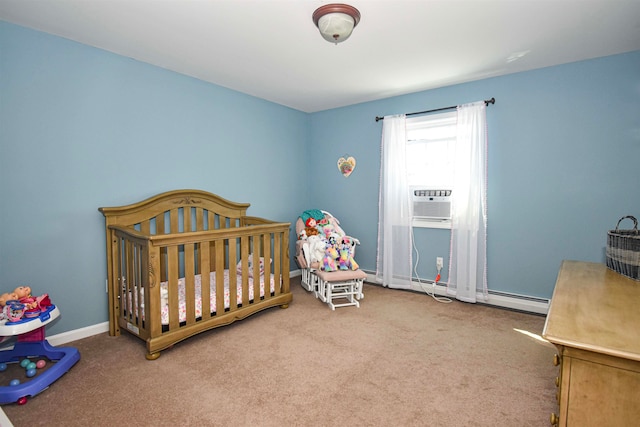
[0,22,309,335]
[1,20,639,336]
[310,50,640,298]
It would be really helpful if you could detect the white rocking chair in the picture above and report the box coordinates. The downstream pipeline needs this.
[295,210,366,310]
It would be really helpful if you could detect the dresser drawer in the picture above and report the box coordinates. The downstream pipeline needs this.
[558,347,640,426]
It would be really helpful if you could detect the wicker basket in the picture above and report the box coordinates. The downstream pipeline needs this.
[606,216,640,281]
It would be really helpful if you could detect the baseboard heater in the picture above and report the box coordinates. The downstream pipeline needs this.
[487,289,549,304]
[360,270,549,315]
[486,289,549,315]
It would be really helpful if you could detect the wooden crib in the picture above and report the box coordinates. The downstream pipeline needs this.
[99,189,291,360]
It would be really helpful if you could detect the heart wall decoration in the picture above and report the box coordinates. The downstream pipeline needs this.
[337,156,356,178]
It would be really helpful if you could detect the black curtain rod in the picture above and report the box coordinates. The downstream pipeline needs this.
[374,97,495,122]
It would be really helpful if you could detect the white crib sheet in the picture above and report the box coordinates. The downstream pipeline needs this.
[130,271,274,325]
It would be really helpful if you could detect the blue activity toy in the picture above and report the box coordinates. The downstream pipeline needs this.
[0,304,80,405]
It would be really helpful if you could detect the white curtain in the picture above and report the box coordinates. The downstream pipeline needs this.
[447,102,488,303]
[376,114,413,289]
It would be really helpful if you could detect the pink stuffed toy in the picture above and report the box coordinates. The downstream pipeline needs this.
[321,240,340,272]
[322,254,337,272]
[338,245,359,271]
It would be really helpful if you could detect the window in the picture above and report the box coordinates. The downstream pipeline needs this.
[406,111,457,229]
[406,111,456,188]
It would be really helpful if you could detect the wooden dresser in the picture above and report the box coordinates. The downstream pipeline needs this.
[542,260,640,426]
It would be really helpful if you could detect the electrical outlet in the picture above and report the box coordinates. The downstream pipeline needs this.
[436,257,444,270]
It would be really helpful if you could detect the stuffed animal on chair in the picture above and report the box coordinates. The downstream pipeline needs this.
[322,252,337,272]
[321,239,340,272]
[341,236,359,253]
[338,244,359,271]
[307,235,326,265]
[300,217,319,241]
[304,218,320,238]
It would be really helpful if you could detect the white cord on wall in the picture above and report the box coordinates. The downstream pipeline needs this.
[412,227,452,304]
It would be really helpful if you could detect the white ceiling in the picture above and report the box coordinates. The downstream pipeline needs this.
[1,0,639,113]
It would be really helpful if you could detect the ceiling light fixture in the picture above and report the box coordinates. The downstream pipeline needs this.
[312,3,361,44]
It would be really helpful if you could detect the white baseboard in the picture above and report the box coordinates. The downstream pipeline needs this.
[0,407,13,427]
[47,321,109,346]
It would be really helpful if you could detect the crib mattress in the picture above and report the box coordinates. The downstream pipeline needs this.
[130,271,274,325]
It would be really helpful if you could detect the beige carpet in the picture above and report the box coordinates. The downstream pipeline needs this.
[2,276,558,426]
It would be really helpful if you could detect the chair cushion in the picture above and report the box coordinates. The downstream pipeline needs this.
[314,269,367,282]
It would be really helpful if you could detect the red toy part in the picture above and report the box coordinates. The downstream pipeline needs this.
[36,294,52,310]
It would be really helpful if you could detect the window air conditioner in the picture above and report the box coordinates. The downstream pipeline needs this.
[411,187,452,220]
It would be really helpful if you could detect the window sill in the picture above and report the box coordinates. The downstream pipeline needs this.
[412,218,451,229]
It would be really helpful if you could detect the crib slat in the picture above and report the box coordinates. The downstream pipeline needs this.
[214,240,225,314]
[195,208,204,231]
[274,232,282,295]
[170,209,179,234]
[184,243,196,325]
[252,241,261,301]
[130,239,143,330]
[282,229,290,294]
[156,213,167,283]
[140,220,150,235]
[184,207,192,233]
[219,215,228,229]
[208,214,216,271]
[155,213,165,235]
[240,236,250,306]
[136,240,149,339]
[124,239,135,325]
[207,211,214,231]
[167,245,179,330]
[199,241,211,320]
[108,235,121,336]
[263,233,272,296]
[148,245,161,338]
[134,243,142,325]
[228,237,238,312]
